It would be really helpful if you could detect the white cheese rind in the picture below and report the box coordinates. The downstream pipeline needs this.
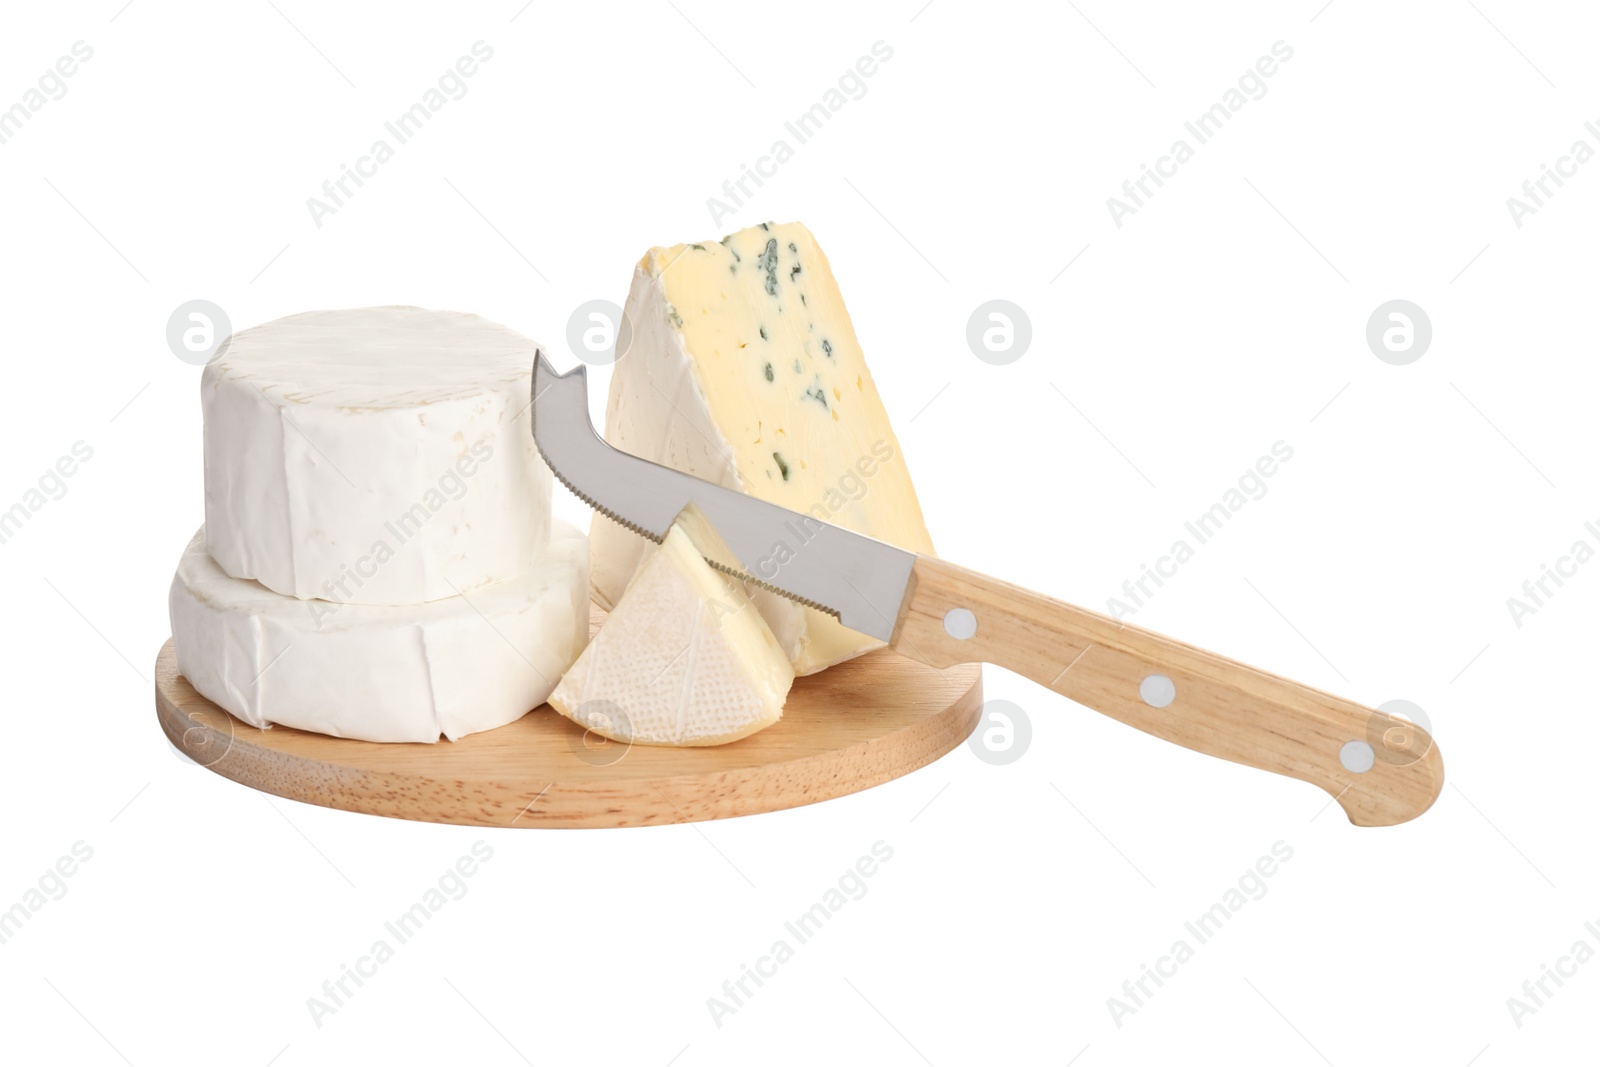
[591,223,936,674]
[551,522,793,747]
[202,306,552,606]
[169,520,589,743]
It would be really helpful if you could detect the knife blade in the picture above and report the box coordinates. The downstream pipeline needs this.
[531,353,915,638]
[531,353,1444,827]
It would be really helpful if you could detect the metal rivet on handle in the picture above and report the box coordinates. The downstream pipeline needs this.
[1340,740,1375,773]
[1139,674,1176,708]
[943,608,977,640]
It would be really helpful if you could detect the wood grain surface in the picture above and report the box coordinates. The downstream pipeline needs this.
[154,609,983,829]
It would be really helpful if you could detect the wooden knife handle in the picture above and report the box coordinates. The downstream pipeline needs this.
[892,556,1444,826]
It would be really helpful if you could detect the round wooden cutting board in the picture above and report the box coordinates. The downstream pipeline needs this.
[153,616,983,829]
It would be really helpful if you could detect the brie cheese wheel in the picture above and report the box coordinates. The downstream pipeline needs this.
[202,306,552,606]
[168,520,589,743]
[591,222,936,674]
[550,517,794,747]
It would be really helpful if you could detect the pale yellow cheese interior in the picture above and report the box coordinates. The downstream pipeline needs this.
[625,222,936,671]
[644,224,934,546]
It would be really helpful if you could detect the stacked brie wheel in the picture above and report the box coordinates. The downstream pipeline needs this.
[168,307,589,743]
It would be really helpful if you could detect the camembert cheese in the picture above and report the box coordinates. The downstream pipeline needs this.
[169,520,590,743]
[551,511,794,746]
[202,306,553,606]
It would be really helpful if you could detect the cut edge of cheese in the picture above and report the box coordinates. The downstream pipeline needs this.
[169,519,589,744]
[551,509,794,747]
[591,221,934,675]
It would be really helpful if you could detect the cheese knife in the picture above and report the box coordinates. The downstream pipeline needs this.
[531,354,1443,826]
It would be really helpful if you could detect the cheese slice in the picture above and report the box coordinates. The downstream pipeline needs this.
[202,306,552,606]
[168,520,590,743]
[550,513,794,746]
[591,222,935,674]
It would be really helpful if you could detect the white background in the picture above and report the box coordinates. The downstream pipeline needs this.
[1,1,1596,1063]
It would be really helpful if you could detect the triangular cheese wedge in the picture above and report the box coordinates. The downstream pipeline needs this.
[550,514,794,746]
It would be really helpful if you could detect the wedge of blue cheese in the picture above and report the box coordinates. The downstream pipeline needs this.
[591,221,936,674]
